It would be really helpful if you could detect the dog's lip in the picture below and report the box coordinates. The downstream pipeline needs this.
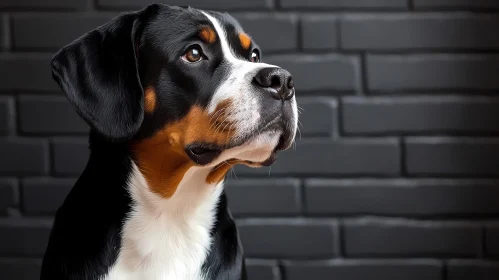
[227,115,281,147]
[248,133,291,167]
[258,115,281,132]
[274,126,293,152]
[185,145,223,165]
[196,115,282,151]
[185,115,292,166]
[253,152,278,166]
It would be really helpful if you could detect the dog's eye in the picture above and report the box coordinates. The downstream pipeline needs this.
[183,45,204,62]
[250,51,260,63]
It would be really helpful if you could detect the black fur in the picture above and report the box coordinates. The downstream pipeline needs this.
[201,194,247,280]
[51,9,146,143]
[42,4,266,280]
[41,132,134,279]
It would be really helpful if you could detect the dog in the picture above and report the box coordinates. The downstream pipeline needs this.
[40,4,298,280]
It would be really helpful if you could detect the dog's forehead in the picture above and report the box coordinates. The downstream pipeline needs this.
[149,6,257,52]
[204,11,243,32]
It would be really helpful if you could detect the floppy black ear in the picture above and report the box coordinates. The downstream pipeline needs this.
[51,10,150,142]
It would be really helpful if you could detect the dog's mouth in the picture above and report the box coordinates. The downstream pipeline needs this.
[185,117,294,167]
[185,145,223,165]
[246,151,278,166]
[186,145,279,167]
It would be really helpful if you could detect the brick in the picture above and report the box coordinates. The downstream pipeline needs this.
[234,13,298,52]
[344,218,481,257]
[448,260,499,280]
[52,138,89,176]
[0,258,41,280]
[0,0,87,10]
[225,179,301,216]
[19,95,89,135]
[342,96,499,135]
[284,260,442,280]
[97,0,272,10]
[301,15,338,51]
[246,259,281,280]
[22,178,74,215]
[406,137,499,176]
[237,219,337,258]
[485,224,499,256]
[367,55,499,92]
[234,138,400,176]
[298,98,337,137]
[0,54,56,92]
[341,14,499,50]
[13,14,114,50]
[414,0,499,9]
[266,54,359,92]
[0,138,49,175]
[0,179,17,215]
[0,96,14,135]
[306,179,499,216]
[0,15,7,50]
[0,218,52,257]
[281,0,407,9]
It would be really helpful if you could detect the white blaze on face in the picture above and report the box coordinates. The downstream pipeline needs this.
[202,12,277,137]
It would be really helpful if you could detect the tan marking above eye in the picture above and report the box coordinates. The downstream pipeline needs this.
[239,33,252,50]
[144,87,157,113]
[199,27,217,44]
[132,99,235,198]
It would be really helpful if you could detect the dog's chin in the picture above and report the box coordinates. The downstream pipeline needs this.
[185,127,294,168]
[185,112,297,167]
[233,120,297,167]
[222,131,282,167]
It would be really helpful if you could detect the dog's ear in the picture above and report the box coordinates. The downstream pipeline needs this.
[51,8,153,142]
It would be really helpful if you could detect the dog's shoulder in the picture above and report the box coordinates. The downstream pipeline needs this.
[41,144,133,279]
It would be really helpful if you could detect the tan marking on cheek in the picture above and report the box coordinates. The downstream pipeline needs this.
[132,101,236,198]
[181,103,235,145]
[206,157,267,184]
[144,87,157,113]
[199,27,217,44]
[206,162,234,184]
[239,33,251,50]
[132,128,192,199]
[206,159,242,184]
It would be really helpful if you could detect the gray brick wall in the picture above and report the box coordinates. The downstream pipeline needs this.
[1,0,499,279]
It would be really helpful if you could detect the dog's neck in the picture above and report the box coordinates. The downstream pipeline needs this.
[87,131,229,217]
[97,141,227,279]
[127,162,224,220]
[43,133,243,280]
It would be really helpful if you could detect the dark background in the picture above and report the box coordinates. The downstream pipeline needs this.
[1,0,499,279]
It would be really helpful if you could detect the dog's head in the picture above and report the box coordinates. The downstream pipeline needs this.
[52,4,298,198]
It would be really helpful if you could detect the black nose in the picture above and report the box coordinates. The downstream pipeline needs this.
[253,67,294,101]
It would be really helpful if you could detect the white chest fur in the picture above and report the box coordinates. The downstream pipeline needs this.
[102,164,223,280]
